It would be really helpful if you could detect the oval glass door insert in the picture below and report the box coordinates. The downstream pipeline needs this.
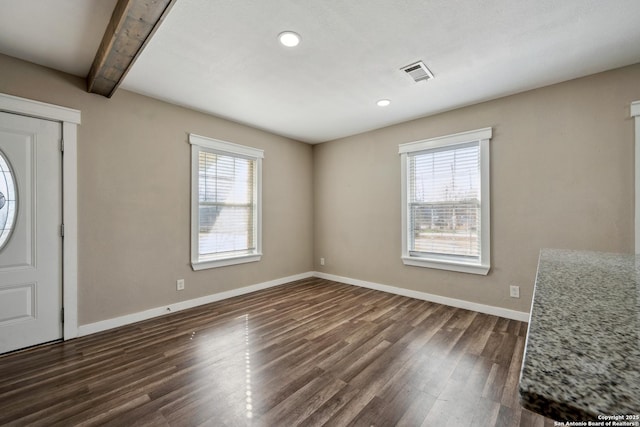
[0,150,17,251]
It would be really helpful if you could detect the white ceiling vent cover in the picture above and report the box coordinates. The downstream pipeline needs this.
[400,61,434,82]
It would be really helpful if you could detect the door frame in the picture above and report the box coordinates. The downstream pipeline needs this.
[0,93,80,340]
[633,100,640,253]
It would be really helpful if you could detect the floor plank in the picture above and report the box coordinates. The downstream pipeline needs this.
[0,278,553,426]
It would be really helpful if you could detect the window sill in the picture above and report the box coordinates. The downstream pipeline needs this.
[192,253,262,271]
[401,256,490,275]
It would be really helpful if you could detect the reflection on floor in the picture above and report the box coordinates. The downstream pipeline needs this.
[0,277,554,426]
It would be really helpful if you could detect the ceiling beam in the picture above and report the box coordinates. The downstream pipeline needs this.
[86,0,177,98]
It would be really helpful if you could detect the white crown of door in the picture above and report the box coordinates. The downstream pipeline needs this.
[0,93,80,346]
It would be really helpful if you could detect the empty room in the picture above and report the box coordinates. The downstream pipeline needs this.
[0,0,639,425]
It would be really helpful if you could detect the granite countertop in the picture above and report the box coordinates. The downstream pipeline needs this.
[519,249,640,421]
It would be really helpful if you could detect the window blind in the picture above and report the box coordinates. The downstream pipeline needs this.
[198,150,256,258]
[408,141,481,260]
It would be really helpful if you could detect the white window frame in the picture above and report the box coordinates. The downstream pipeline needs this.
[189,133,263,270]
[632,101,640,253]
[399,127,491,275]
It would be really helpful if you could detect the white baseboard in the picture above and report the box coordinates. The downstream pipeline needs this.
[313,272,530,322]
[77,269,529,338]
[77,271,315,337]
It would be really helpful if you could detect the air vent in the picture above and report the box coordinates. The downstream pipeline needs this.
[400,61,434,82]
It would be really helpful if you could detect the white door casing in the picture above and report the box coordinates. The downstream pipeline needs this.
[0,113,61,353]
[0,93,80,343]
[632,101,640,253]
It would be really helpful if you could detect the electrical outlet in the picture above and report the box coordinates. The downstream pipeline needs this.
[509,285,520,298]
[320,257,325,266]
[177,279,185,291]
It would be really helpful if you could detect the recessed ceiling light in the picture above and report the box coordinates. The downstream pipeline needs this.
[278,31,301,47]
[377,99,391,107]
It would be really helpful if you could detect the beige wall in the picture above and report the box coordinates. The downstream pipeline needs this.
[0,53,314,325]
[2,51,638,323]
[313,64,640,313]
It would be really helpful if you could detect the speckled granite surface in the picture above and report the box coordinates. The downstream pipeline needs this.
[519,249,640,421]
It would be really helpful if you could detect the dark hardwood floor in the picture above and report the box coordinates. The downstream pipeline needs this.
[0,278,553,426]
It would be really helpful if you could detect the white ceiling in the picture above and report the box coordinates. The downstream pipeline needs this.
[1,1,639,144]
[0,0,118,76]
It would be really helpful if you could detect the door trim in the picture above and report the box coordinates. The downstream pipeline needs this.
[0,93,80,340]
[632,100,640,253]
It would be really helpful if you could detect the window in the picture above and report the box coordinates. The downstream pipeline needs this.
[399,128,491,275]
[0,150,17,251]
[190,134,263,270]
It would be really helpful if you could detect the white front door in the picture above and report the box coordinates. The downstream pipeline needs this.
[0,112,62,354]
